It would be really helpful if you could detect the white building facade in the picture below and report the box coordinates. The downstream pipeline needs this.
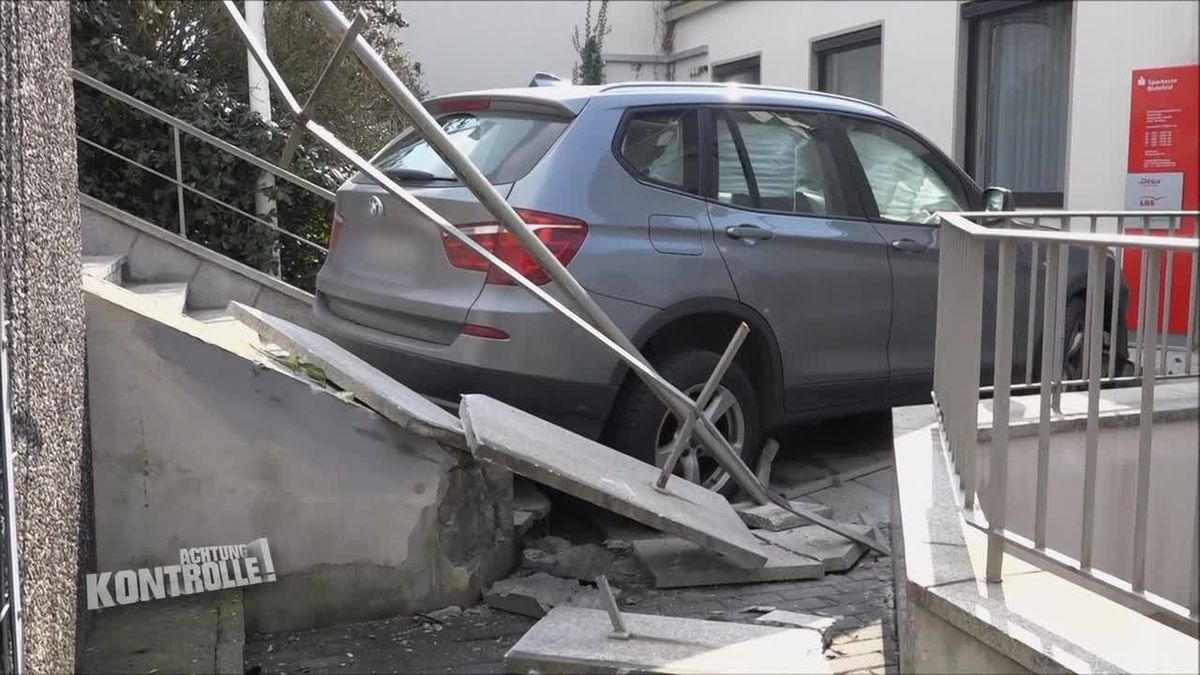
[395,0,1198,210]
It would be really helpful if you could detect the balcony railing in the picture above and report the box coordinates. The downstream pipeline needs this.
[932,209,1199,635]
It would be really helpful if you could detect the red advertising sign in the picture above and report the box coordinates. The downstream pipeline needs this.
[1122,64,1198,335]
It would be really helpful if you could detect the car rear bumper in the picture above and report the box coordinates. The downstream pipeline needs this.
[311,297,618,438]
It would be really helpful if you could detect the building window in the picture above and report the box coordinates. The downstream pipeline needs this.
[813,26,882,104]
[712,56,761,84]
[965,0,1072,207]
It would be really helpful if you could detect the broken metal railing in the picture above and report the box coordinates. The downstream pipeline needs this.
[71,69,333,268]
[219,0,887,556]
[933,209,1199,635]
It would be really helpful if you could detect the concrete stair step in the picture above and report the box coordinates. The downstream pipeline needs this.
[82,254,126,284]
[187,308,287,356]
[125,282,189,316]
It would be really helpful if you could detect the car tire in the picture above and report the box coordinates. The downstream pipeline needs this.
[1060,294,1123,379]
[607,349,762,497]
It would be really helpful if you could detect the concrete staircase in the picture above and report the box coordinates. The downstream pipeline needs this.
[82,252,268,352]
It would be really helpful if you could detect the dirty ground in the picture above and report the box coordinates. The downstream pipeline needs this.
[246,411,899,674]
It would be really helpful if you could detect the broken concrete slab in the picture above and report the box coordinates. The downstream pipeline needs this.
[755,524,870,573]
[514,510,536,537]
[523,543,616,581]
[460,395,767,569]
[505,607,830,674]
[755,610,838,648]
[632,536,822,589]
[733,499,834,531]
[514,479,551,519]
[228,303,465,448]
[484,573,621,619]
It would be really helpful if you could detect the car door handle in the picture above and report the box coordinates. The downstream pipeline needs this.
[725,224,775,241]
[890,238,929,253]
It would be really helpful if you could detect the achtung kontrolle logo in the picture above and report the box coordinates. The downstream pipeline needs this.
[87,537,276,610]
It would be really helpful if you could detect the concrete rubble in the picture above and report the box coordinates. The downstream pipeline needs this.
[632,536,823,589]
[733,498,834,531]
[484,573,624,619]
[755,524,871,573]
[459,394,768,568]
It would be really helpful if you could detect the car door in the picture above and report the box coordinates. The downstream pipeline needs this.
[835,114,1032,396]
[703,107,893,412]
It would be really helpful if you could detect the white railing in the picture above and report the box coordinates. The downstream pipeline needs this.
[933,209,1199,635]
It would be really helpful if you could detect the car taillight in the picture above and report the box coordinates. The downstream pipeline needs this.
[329,211,345,250]
[440,209,588,286]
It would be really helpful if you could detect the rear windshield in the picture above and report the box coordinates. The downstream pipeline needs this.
[365,111,569,185]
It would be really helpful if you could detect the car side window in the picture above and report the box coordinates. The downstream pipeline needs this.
[716,109,847,216]
[842,117,968,225]
[619,109,699,194]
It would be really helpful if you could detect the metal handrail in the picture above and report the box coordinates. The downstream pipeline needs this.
[72,68,334,276]
[73,70,335,201]
[933,209,1199,635]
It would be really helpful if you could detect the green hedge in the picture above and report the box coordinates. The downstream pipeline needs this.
[72,6,342,291]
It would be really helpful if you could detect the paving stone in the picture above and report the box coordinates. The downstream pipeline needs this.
[734,499,835,531]
[229,303,465,446]
[807,482,892,524]
[633,536,823,589]
[756,525,870,572]
[460,395,767,568]
[505,607,830,674]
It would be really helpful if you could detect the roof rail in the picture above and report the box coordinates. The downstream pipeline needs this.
[597,81,894,115]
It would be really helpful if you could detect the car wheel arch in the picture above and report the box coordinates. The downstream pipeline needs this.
[605,297,786,426]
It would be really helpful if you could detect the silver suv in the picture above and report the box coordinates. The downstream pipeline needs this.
[313,82,1127,490]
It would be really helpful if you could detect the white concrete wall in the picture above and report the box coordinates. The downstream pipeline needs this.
[397,0,1198,204]
[1064,0,1200,210]
[395,0,659,94]
[668,1,962,152]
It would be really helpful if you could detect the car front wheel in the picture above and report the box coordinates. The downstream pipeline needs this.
[607,349,762,497]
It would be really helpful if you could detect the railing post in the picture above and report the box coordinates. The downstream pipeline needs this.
[1159,216,1177,373]
[1051,245,1069,411]
[172,126,187,239]
[1132,250,1161,591]
[1108,217,1126,379]
[986,239,1017,582]
[1079,246,1106,570]
[1034,242,1061,549]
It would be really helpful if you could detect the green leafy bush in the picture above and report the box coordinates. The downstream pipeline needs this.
[71,0,424,291]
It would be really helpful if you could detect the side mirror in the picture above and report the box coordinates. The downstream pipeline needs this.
[983,186,1015,212]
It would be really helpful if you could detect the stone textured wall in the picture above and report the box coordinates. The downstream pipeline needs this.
[0,0,90,671]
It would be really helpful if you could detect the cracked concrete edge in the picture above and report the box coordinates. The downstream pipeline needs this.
[215,589,245,675]
[228,302,468,450]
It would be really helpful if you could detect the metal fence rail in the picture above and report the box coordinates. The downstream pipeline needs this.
[71,69,333,267]
[933,209,1199,635]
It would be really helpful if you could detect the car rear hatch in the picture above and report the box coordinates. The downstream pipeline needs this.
[316,96,577,345]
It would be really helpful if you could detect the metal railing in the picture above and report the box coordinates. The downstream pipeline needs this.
[933,209,1199,635]
[71,69,334,271]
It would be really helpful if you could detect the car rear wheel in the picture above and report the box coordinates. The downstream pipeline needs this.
[607,349,762,497]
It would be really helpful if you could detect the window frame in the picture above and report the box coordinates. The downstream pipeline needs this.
[711,55,762,84]
[963,0,1072,208]
[611,105,704,197]
[699,105,869,220]
[831,111,983,226]
[811,26,883,101]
